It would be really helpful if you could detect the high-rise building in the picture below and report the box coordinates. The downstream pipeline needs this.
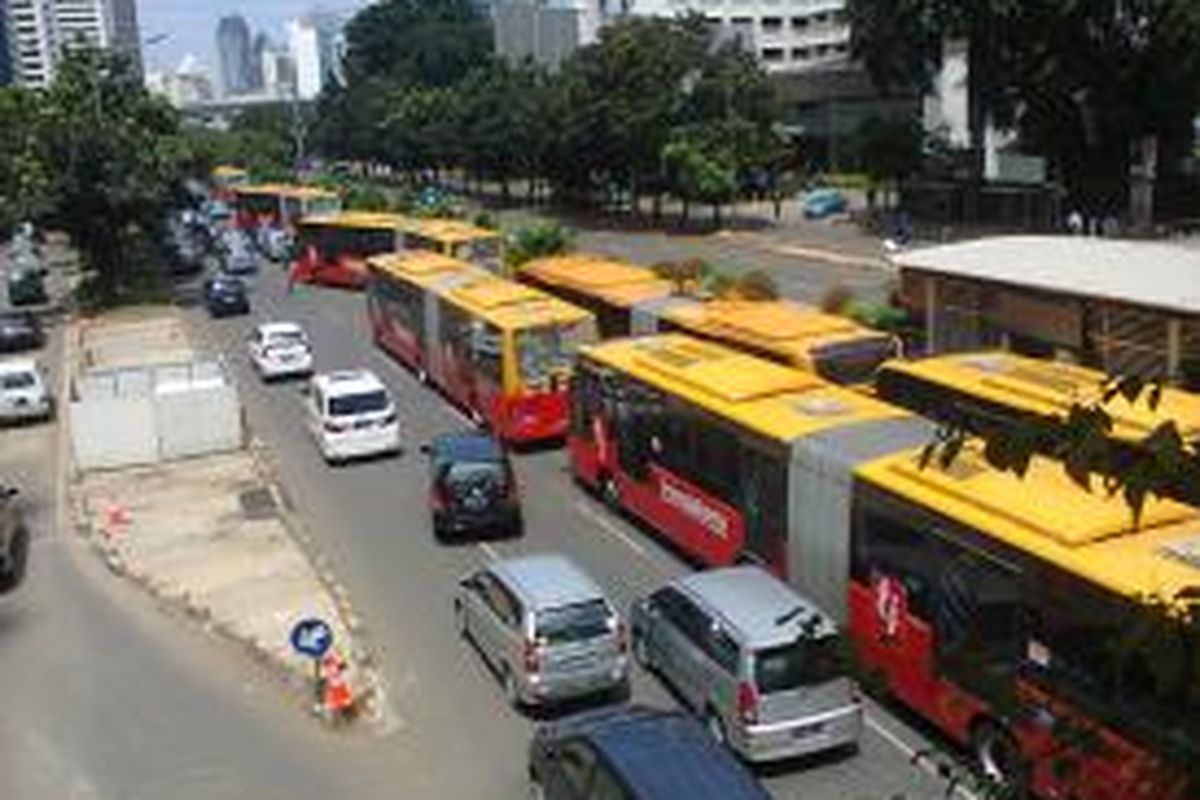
[5,0,142,87]
[8,0,56,87]
[0,0,13,85]
[286,12,343,100]
[260,39,295,98]
[249,32,269,91]
[216,13,254,96]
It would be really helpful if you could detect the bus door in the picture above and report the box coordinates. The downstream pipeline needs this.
[424,272,473,384]
[469,321,505,426]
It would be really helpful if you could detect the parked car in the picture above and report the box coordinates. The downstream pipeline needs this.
[304,369,400,463]
[0,483,30,593]
[0,311,44,353]
[0,358,52,424]
[801,188,848,219]
[529,705,771,800]
[630,566,861,762]
[422,432,521,540]
[203,275,250,317]
[454,553,628,709]
[248,321,313,380]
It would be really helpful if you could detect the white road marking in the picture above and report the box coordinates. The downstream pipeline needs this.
[865,714,980,800]
[477,541,500,562]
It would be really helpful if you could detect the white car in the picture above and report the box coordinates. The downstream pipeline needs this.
[305,369,400,463]
[0,359,52,423]
[248,322,313,379]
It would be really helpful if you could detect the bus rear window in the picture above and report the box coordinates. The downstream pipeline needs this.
[812,336,899,386]
[754,634,847,693]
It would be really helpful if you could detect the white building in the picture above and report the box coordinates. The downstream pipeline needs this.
[286,12,343,100]
[260,40,295,98]
[145,53,214,107]
[6,0,141,87]
[493,0,616,68]
[8,0,57,87]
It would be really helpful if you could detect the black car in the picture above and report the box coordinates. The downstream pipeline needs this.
[203,275,250,317]
[0,312,44,353]
[529,706,771,800]
[422,432,521,539]
[0,484,30,594]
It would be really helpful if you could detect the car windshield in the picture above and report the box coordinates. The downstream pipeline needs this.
[536,599,612,646]
[515,319,595,387]
[754,633,847,694]
[1,372,36,390]
[328,389,388,416]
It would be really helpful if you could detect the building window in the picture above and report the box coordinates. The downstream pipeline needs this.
[761,47,785,62]
[791,47,810,60]
[761,16,783,32]
[791,16,809,28]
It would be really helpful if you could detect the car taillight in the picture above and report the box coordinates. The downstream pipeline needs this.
[431,484,448,511]
[737,681,759,725]
[324,420,347,433]
[523,639,540,673]
[616,622,628,653]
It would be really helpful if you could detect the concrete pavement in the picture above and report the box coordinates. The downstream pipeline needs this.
[179,258,973,799]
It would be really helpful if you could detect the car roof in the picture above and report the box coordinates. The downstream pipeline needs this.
[492,554,605,611]
[313,369,387,395]
[258,321,304,337]
[432,432,504,462]
[559,707,769,800]
[0,358,38,374]
[674,566,836,647]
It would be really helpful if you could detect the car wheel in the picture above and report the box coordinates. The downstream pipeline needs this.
[632,631,654,671]
[972,721,1027,797]
[502,667,523,710]
[454,600,469,640]
[705,709,728,747]
[0,526,30,594]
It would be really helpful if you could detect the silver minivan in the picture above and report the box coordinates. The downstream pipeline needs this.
[454,553,629,708]
[630,566,861,762]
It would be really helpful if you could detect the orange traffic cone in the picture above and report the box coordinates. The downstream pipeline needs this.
[320,652,354,723]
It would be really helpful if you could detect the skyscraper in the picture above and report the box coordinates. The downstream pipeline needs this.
[215,13,253,96]
[5,0,142,87]
[286,12,344,100]
[249,32,268,91]
[105,0,141,73]
[8,0,56,87]
[0,0,13,85]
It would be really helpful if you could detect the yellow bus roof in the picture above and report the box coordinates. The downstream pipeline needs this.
[406,218,500,244]
[445,275,592,331]
[860,444,1200,604]
[519,254,674,307]
[581,334,909,442]
[297,211,411,230]
[368,251,478,289]
[880,352,1200,441]
[663,300,893,363]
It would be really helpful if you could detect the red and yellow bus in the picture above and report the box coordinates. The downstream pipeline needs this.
[210,165,249,202]
[518,253,901,385]
[292,211,412,289]
[367,252,597,443]
[232,184,341,231]
[403,218,505,275]
[570,333,1197,799]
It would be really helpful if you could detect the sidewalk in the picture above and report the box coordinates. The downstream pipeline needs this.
[67,309,382,725]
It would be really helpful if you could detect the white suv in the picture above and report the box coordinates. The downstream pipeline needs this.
[306,369,400,463]
[0,359,51,423]
[248,322,313,379]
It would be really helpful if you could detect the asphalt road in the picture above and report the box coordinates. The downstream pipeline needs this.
[0,308,386,800]
[179,256,967,800]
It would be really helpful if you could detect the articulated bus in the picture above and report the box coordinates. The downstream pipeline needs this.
[570,333,1197,800]
[876,351,1200,496]
[403,218,505,275]
[293,212,413,289]
[518,254,901,385]
[232,184,342,231]
[367,252,597,443]
[210,165,249,202]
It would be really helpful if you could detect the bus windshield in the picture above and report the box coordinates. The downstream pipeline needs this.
[811,335,899,386]
[515,319,595,387]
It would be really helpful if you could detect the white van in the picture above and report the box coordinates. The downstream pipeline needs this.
[305,369,399,463]
[0,359,52,423]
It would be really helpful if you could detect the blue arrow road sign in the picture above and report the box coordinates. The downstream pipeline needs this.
[290,618,334,659]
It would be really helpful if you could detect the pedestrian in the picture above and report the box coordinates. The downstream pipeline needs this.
[1067,209,1084,235]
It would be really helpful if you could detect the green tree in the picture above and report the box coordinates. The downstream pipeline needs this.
[504,222,574,269]
[342,0,492,89]
[33,48,194,304]
[856,114,923,210]
[0,88,50,232]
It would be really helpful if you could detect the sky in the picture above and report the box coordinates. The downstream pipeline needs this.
[137,0,368,73]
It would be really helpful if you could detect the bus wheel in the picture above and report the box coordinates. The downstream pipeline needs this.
[599,475,620,511]
[972,720,1028,797]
